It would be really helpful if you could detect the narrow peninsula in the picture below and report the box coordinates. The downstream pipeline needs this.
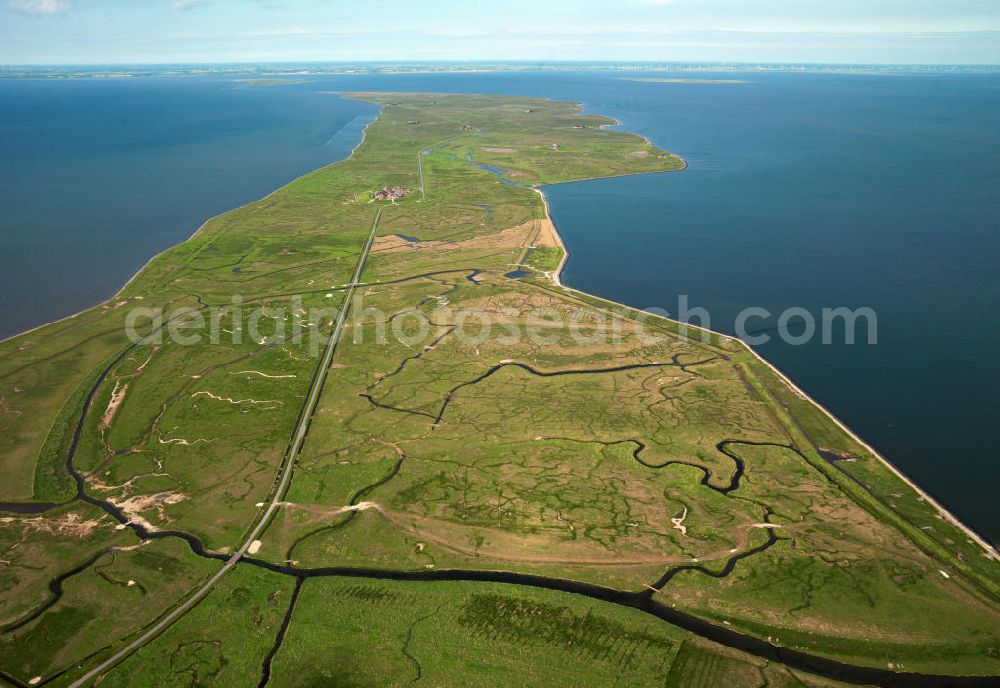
[0,94,997,688]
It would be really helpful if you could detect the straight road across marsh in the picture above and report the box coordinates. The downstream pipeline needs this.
[67,205,385,688]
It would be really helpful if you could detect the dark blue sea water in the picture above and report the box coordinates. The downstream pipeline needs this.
[1,71,997,543]
[0,78,377,337]
[536,72,1000,546]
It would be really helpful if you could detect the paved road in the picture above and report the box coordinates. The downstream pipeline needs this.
[417,150,426,199]
[68,206,385,688]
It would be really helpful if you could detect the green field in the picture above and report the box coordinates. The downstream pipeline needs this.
[0,93,997,687]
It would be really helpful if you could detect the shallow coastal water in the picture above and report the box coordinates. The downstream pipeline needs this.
[1,70,997,543]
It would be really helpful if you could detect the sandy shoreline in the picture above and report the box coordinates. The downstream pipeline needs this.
[534,182,998,560]
[2,93,994,560]
[538,108,997,557]
[744,345,999,559]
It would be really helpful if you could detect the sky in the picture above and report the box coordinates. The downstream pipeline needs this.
[1,0,999,66]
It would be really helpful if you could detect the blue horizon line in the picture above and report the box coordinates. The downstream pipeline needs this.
[2,59,1000,69]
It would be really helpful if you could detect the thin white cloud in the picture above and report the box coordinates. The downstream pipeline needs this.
[238,27,322,38]
[5,0,72,14]
[172,0,207,10]
[429,27,492,37]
